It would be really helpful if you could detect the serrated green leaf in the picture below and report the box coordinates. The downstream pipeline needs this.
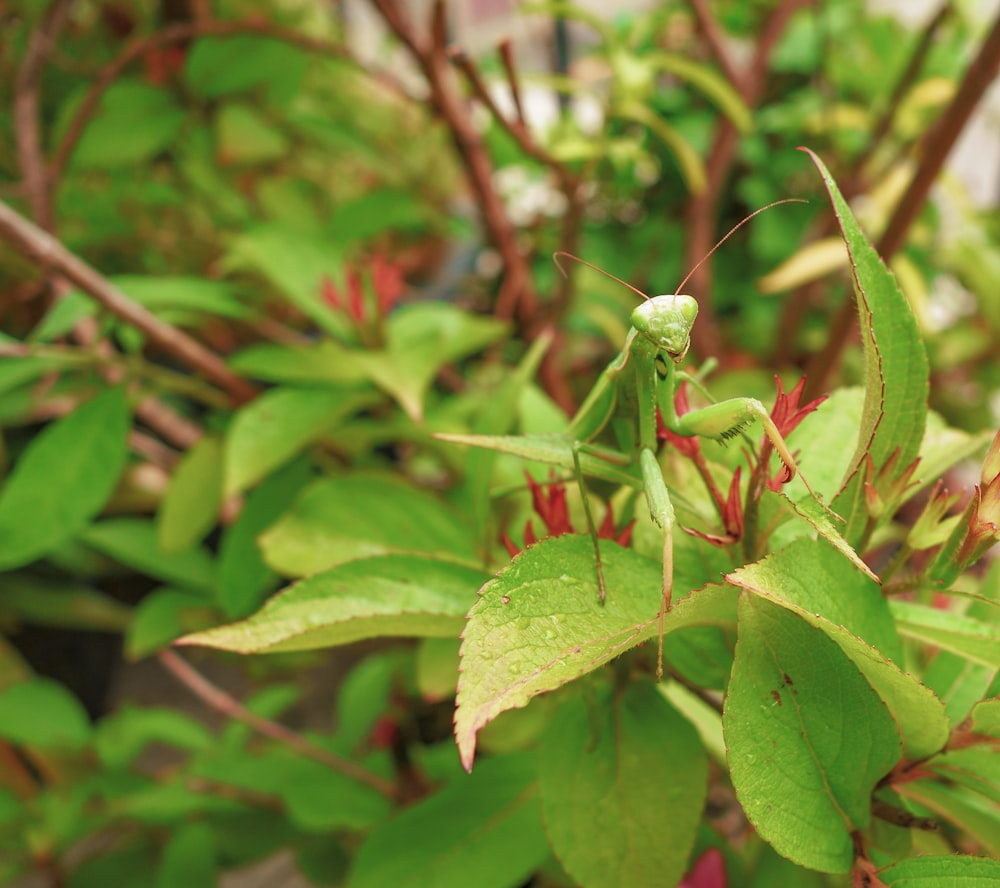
[259,474,477,577]
[0,387,129,570]
[803,149,929,544]
[346,754,548,888]
[224,385,375,496]
[881,855,1000,885]
[0,678,92,749]
[81,519,216,594]
[158,436,223,553]
[178,555,484,654]
[724,596,902,874]
[889,600,1000,669]
[455,534,738,770]
[539,682,706,888]
[728,540,949,759]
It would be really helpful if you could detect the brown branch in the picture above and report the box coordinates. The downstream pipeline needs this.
[806,8,1000,396]
[0,199,258,405]
[370,0,537,323]
[498,40,527,125]
[688,0,746,99]
[158,649,397,799]
[14,0,74,232]
[683,0,808,361]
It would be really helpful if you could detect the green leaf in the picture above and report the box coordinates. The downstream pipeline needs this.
[259,474,477,577]
[229,340,368,385]
[178,555,483,654]
[455,534,738,770]
[929,747,1000,804]
[728,541,949,760]
[539,682,706,888]
[896,779,1000,856]
[155,824,216,888]
[32,278,251,341]
[81,519,216,594]
[218,457,313,618]
[881,855,1000,885]
[346,754,549,888]
[0,387,129,570]
[184,36,308,100]
[62,79,186,169]
[221,225,348,338]
[802,149,929,544]
[125,588,213,659]
[889,600,1000,669]
[215,103,289,165]
[970,698,1000,737]
[724,596,902,874]
[617,100,707,193]
[0,575,130,631]
[96,706,213,769]
[352,304,508,421]
[648,51,753,132]
[158,436,223,553]
[0,678,91,749]
[223,385,375,496]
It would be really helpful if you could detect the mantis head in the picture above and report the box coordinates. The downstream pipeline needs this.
[631,294,698,362]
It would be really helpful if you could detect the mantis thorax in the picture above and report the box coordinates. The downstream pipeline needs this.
[630,294,698,362]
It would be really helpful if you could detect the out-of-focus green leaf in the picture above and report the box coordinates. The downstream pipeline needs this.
[81,520,216,595]
[216,103,289,165]
[346,754,548,888]
[178,555,484,654]
[539,682,706,888]
[158,436,223,553]
[0,575,130,631]
[259,474,478,577]
[59,79,186,169]
[0,387,129,570]
[125,588,214,660]
[888,600,1000,669]
[0,678,92,749]
[96,706,214,770]
[184,36,308,100]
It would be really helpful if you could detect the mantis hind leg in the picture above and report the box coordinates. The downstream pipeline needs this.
[639,448,675,680]
[572,443,608,603]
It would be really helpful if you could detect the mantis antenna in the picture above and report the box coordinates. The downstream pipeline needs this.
[553,197,807,299]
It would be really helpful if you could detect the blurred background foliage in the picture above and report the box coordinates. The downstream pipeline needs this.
[0,0,998,884]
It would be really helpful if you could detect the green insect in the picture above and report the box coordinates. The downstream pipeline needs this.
[444,199,859,676]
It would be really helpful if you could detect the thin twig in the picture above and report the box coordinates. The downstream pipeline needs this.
[14,0,74,232]
[158,649,397,799]
[687,0,746,98]
[0,200,257,405]
[370,0,537,323]
[498,39,527,125]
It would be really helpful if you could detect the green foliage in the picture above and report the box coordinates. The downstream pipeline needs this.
[2,1,999,886]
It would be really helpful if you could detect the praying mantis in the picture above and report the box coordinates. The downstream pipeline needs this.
[441,200,868,676]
